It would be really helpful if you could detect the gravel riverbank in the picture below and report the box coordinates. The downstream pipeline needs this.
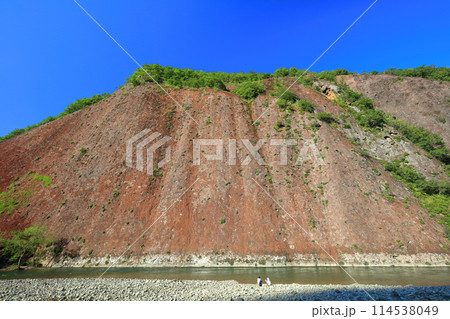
[0,278,449,301]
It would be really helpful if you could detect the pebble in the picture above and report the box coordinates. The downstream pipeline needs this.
[0,278,448,301]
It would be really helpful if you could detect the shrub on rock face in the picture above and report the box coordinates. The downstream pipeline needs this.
[273,68,289,77]
[203,77,227,91]
[383,65,450,82]
[355,109,387,128]
[64,93,110,114]
[342,89,363,104]
[295,99,314,113]
[316,112,336,123]
[275,99,289,110]
[270,83,298,103]
[232,81,266,100]
[297,76,315,88]
[280,89,298,103]
[317,69,351,83]
[353,97,374,109]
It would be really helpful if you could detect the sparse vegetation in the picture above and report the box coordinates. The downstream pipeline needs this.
[112,189,120,198]
[0,93,110,142]
[308,217,316,229]
[382,158,449,238]
[388,119,449,165]
[295,99,314,113]
[63,94,110,114]
[337,88,387,129]
[32,174,51,187]
[270,82,298,104]
[317,69,351,83]
[316,112,336,124]
[382,65,450,82]
[0,174,50,215]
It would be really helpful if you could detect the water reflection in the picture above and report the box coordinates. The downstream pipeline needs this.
[1,266,449,286]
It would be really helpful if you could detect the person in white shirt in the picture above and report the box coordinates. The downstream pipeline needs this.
[265,277,272,286]
[257,276,262,287]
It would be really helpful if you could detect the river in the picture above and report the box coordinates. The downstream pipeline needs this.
[1,266,449,286]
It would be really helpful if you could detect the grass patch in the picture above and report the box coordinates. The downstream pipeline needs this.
[382,159,449,238]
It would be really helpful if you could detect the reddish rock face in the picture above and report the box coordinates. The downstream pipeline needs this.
[0,78,448,263]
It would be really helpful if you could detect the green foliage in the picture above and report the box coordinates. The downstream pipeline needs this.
[316,112,336,124]
[0,224,51,268]
[288,67,298,76]
[297,76,316,88]
[308,217,316,229]
[274,121,284,132]
[0,93,110,142]
[352,97,374,109]
[0,174,52,215]
[63,93,110,114]
[309,120,321,131]
[0,188,32,215]
[337,86,448,164]
[295,99,314,113]
[270,82,298,103]
[317,69,351,83]
[112,189,120,198]
[32,174,51,187]
[276,99,289,110]
[273,68,289,77]
[0,129,26,141]
[336,81,350,91]
[388,119,449,165]
[382,159,450,238]
[317,71,336,82]
[126,63,272,89]
[232,81,266,100]
[383,65,450,82]
[384,161,425,185]
[354,109,387,128]
[341,89,363,104]
[219,218,226,224]
[420,194,450,223]
[337,88,385,129]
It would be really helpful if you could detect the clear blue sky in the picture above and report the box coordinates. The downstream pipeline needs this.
[1,0,449,136]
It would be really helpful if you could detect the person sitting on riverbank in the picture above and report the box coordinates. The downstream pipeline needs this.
[257,276,262,287]
[265,277,272,286]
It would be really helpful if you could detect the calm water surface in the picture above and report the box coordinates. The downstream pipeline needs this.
[1,267,449,286]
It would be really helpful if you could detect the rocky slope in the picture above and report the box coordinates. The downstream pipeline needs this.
[341,74,450,146]
[0,75,448,266]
